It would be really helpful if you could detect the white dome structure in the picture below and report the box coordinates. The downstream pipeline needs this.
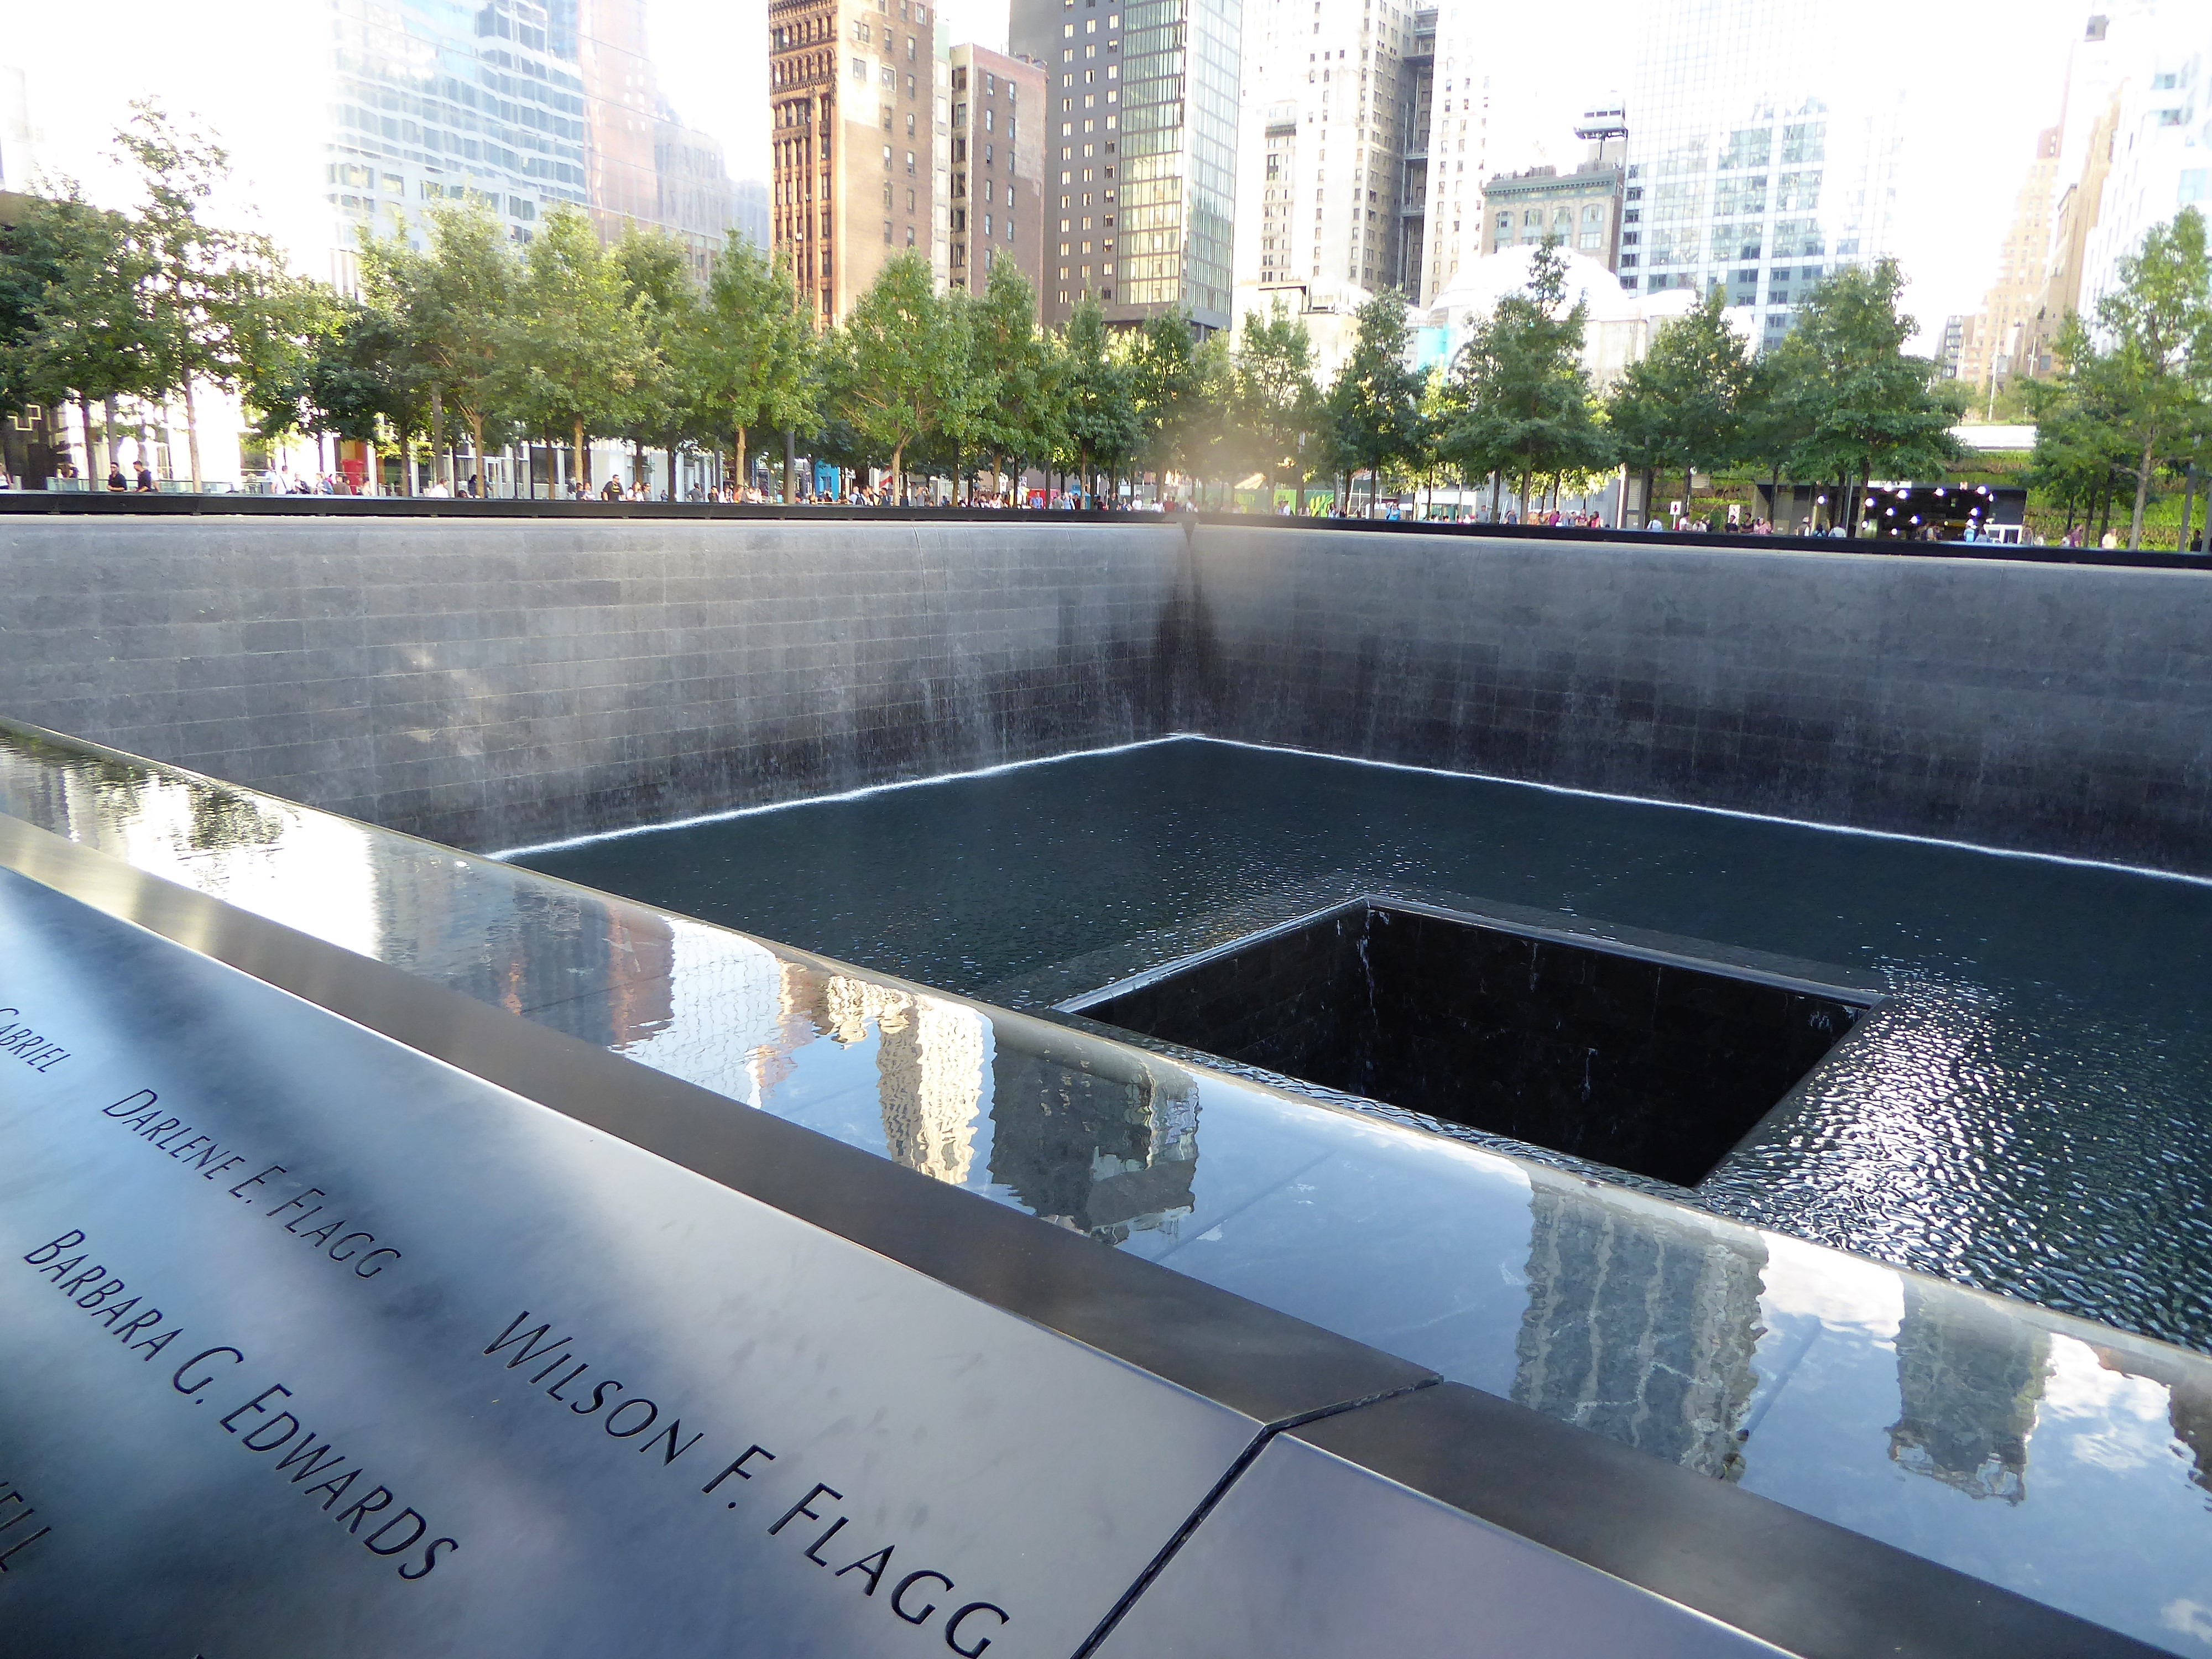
[1415,246,1705,388]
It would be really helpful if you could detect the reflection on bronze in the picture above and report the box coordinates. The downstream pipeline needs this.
[1887,1284,2049,1504]
[1512,1186,1765,1480]
[988,1040,1199,1243]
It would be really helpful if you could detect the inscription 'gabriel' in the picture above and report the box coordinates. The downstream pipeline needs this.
[484,1312,1013,1656]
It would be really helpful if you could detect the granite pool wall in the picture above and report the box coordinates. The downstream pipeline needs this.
[3,510,2209,870]
[1186,525,2212,875]
[0,515,1192,850]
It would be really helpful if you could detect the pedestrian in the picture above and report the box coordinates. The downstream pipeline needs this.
[134,462,154,493]
[106,461,128,492]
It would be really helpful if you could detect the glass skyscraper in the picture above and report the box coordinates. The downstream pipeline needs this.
[325,0,736,283]
[1011,0,1243,331]
[1622,0,1905,348]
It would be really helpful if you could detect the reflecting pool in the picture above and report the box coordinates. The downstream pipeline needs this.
[512,737,2212,1357]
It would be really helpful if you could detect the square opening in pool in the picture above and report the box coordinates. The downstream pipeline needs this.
[1062,899,1870,1188]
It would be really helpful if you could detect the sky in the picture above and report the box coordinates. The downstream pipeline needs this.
[3,0,2103,343]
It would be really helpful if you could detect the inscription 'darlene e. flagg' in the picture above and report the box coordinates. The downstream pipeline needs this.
[482,1311,1016,1657]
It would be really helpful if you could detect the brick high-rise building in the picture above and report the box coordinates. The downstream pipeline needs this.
[769,0,941,326]
[947,45,1047,309]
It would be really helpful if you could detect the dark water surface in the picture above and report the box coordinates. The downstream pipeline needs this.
[514,737,2212,1353]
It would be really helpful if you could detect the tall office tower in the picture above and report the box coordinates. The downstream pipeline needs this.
[2076,2,2212,321]
[768,0,942,326]
[1623,0,1906,350]
[2023,12,2125,378]
[1230,0,1418,306]
[324,0,738,286]
[1956,126,2061,404]
[1411,9,1489,305]
[579,0,733,276]
[1394,8,1436,296]
[1011,0,1243,331]
[947,46,1048,309]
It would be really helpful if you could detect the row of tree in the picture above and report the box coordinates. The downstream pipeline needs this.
[2025,208,2212,550]
[7,108,2204,539]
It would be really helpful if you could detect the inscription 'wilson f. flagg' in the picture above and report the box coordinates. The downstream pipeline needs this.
[483,1311,1014,1656]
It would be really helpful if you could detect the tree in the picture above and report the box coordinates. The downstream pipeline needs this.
[2,188,156,478]
[825,252,969,502]
[243,289,420,492]
[1055,296,1138,502]
[114,101,292,490]
[1234,301,1323,509]
[2058,207,2212,549]
[1605,287,1756,520]
[362,201,522,492]
[958,259,1057,499]
[1765,258,1963,538]
[612,224,702,494]
[2026,367,2136,539]
[688,237,815,495]
[508,205,649,489]
[1323,289,1426,514]
[1127,312,1228,502]
[1439,243,1609,518]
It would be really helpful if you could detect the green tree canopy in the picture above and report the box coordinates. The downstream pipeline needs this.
[1438,243,1609,515]
[1233,300,1323,505]
[825,251,969,500]
[1763,258,1963,536]
[1,187,156,474]
[2051,207,2212,548]
[1324,289,1427,514]
[1055,296,1138,497]
[115,101,293,488]
[688,238,816,492]
[1605,286,1756,515]
[958,259,1057,497]
[362,201,524,487]
[507,205,650,487]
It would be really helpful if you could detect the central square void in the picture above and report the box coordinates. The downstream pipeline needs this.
[1064,900,1870,1188]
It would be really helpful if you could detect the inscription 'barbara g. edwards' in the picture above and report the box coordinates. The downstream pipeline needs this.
[96,1090,402,1281]
[22,1228,458,1582]
[484,1312,1013,1656]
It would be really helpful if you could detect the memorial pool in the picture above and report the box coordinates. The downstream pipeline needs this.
[513,735,2212,1355]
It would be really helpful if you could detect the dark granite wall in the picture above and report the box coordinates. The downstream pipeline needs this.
[1185,527,2212,874]
[4,515,2209,870]
[0,516,1189,849]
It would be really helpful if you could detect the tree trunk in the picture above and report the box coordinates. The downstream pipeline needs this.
[571,420,587,491]
[785,429,797,504]
[1489,470,1502,520]
[2181,462,2199,555]
[735,427,748,496]
[2128,435,2157,551]
[467,414,486,497]
[891,443,905,505]
[429,386,447,489]
[181,380,203,492]
[76,397,98,485]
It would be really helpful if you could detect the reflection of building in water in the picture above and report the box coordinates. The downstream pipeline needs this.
[774,971,992,1187]
[988,1040,1199,1244]
[2170,1383,2212,1497]
[873,994,989,1188]
[1887,1284,2048,1504]
[1513,1187,1765,1480]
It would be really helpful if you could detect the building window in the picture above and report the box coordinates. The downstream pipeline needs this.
[884,220,894,243]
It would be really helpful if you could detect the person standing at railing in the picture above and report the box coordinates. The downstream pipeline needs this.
[134,462,154,493]
[106,462,127,492]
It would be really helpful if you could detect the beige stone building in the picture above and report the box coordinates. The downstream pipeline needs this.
[769,0,942,326]
[1957,125,2061,405]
